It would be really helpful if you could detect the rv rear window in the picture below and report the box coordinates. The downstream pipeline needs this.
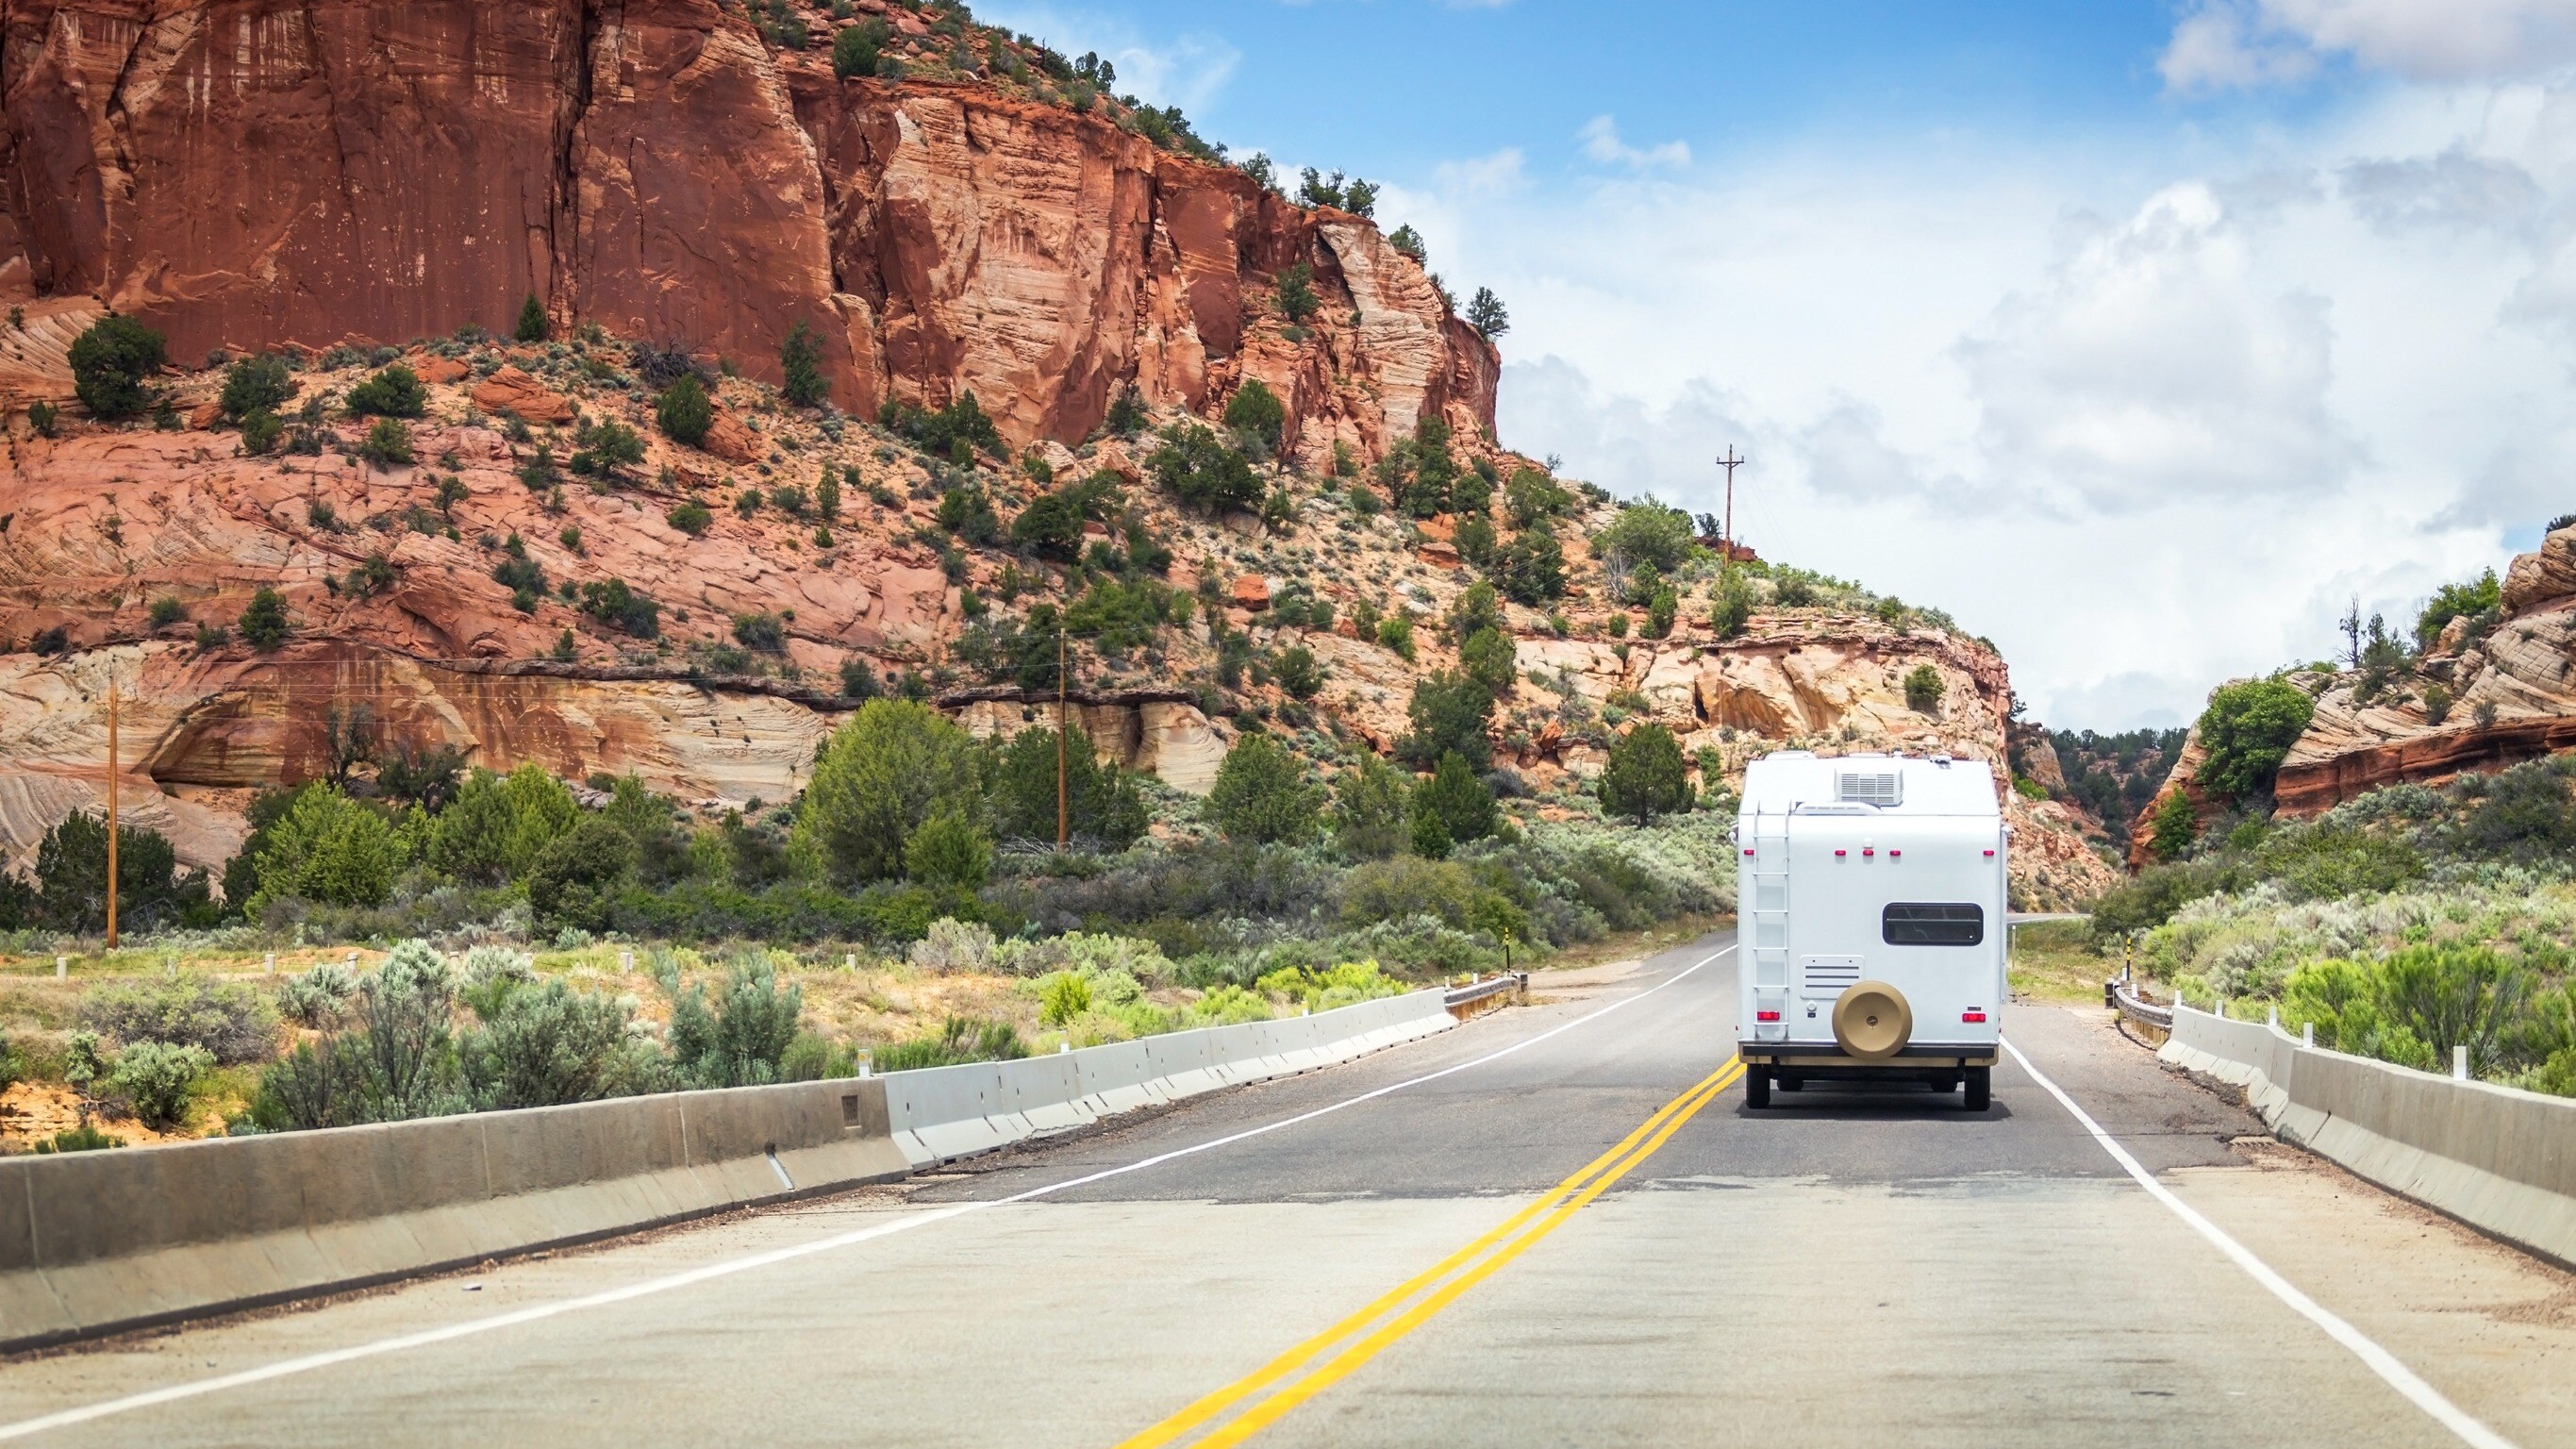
[1883,902,1984,946]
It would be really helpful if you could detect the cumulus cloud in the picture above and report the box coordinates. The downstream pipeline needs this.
[1578,116,1691,171]
[2162,0,2576,91]
[1956,183,2363,514]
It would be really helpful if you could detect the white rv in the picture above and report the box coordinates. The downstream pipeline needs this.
[1733,751,2007,1109]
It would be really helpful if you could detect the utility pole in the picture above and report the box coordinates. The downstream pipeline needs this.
[1056,613,1069,851]
[104,670,118,950]
[1715,446,1746,570]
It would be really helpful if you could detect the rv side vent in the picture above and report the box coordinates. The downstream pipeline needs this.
[1836,770,1902,807]
[1800,957,1863,997]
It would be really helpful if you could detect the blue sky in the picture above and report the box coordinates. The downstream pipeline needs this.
[981,1,2576,730]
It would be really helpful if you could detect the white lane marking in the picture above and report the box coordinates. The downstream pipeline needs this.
[2001,1037,2517,1449]
[0,946,1735,1441]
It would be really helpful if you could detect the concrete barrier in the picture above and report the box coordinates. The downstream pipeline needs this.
[0,985,1465,1350]
[2161,1004,2576,1269]
[883,988,1458,1168]
[0,1077,911,1353]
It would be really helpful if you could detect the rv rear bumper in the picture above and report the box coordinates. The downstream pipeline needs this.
[1737,1041,1998,1070]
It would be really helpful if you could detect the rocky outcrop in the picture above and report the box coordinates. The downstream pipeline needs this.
[2133,522,2576,860]
[0,0,1496,457]
[940,686,1224,795]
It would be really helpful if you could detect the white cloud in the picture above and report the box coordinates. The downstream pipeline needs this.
[2162,0,2576,91]
[1577,116,1691,171]
[1957,182,2364,514]
[1451,93,2554,728]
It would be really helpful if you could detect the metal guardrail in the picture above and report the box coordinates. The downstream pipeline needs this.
[1445,973,1528,1009]
[2104,969,2175,1031]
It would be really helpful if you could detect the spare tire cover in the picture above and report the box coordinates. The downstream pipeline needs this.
[1832,981,1913,1060]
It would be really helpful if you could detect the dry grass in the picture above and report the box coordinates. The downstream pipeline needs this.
[2008,919,2112,1004]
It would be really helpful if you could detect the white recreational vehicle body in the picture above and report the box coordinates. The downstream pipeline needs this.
[1734,751,2008,1109]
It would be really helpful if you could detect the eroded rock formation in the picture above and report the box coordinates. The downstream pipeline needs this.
[2133,520,2576,865]
[0,0,1496,462]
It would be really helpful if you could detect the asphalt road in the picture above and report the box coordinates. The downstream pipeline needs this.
[1,931,2569,1448]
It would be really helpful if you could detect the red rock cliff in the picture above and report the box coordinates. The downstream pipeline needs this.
[0,0,1496,458]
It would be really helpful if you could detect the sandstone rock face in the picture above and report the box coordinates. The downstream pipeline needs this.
[0,3,1495,456]
[470,366,573,425]
[943,689,1223,796]
[2132,523,2576,862]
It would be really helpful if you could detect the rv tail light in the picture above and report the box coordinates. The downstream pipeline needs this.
[1962,1009,1987,1024]
[1889,849,1901,858]
[1743,848,1754,857]
[1983,849,1996,857]
[1834,849,1847,858]
[1862,847,1875,857]
[1755,1010,1781,1023]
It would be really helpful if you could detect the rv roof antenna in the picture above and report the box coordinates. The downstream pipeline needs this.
[1716,446,1746,569]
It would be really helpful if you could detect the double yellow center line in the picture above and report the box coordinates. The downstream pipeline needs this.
[1114,1056,1745,1449]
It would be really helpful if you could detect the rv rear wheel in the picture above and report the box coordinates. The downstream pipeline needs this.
[1963,1066,1990,1112]
[1744,1069,1770,1108]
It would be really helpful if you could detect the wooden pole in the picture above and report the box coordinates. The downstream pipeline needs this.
[1055,615,1069,851]
[105,672,118,950]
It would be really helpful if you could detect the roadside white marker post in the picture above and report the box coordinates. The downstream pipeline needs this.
[2453,1045,2468,1081]
[54,957,65,980]
[2302,1022,2315,1047]
[265,953,276,974]
[619,950,634,972]
[844,954,856,972]
[2268,1004,2279,1028]
[856,1050,871,1078]
[1058,1041,1069,1055]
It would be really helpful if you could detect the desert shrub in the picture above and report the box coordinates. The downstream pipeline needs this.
[1599,724,1689,826]
[2416,569,2501,649]
[26,810,210,935]
[32,1123,122,1154]
[68,315,164,417]
[662,955,804,1089]
[247,784,396,913]
[1497,525,1567,605]
[779,320,828,407]
[524,817,639,931]
[239,587,291,650]
[1149,422,1262,515]
[733,610,789,653]
[1206,734,1324,844]
[2197,678,2316,802]
[2451,760,2576,865]
[429,764,579,885]
[874,1016,1029,1072]
[276,962,357,1025]
[1903,664,1945,713]
[462,978,651,1109]
[1332,754,1412,861]
[1410,752,1499,858]
[834,18,892,76]
[1595,503,1695,576]
[1222,378,1287,447]
[988,724,1149,851]
[359,415,414,467]
[668,499,712,536]
[219,354,293,420]
[656,374,714,445]
[109,1041,214,1127]
[908,917,997,973]
[905,811,992,890]
[83,975,277,1065]
[580,577,660,637]
[1458,627,1515,698]
[2252,823,2423,900]
[794,700,985,886]
[516,294,550,342]
[344,364,426,418]
[1399,671,1494,769]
